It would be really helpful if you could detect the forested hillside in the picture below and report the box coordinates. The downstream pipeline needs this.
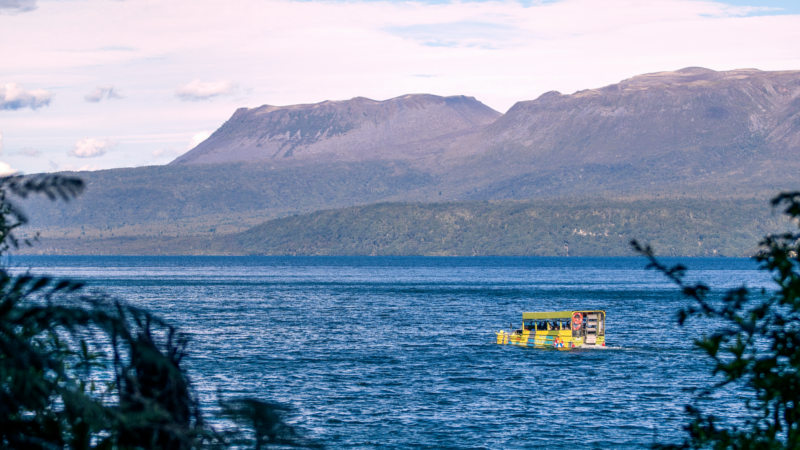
[24,198,789,257]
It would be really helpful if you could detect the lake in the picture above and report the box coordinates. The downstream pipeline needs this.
[8,256,772,448]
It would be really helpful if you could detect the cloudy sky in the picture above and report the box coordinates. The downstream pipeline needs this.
[1,0,799,174]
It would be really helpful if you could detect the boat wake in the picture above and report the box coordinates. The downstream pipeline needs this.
[593,345,624,350]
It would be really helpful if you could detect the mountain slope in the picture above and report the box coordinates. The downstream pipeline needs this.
[455,67,800,198]
[21,160,437,238]
[489,67,800,162]
[171,94,500,165]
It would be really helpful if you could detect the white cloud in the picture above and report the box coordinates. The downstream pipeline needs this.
[0,82,51,110]
[84,85,122,102]
[149,130,209,161]
[151,148,181,158]
[70,138,109,158]
[58,163,101,172]
[176,80,235,101]
[0,161,18,176]
[385,20,520,49]
[0,131,3,154]
[188,130,211,149]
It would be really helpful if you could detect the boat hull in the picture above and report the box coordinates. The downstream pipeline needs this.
[496,329,604,349]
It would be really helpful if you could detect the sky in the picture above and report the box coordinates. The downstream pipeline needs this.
[1,0,799,174]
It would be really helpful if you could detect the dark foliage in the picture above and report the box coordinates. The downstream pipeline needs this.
[220,398,320,450]
[213,198,784,257]
[633,192,800,448]
[0,174,315,448]
[0,174,84,253]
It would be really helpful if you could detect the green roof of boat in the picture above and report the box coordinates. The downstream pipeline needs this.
[522,310,605,320]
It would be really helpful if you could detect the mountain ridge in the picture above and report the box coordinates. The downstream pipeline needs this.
[171,93,500,165]
[445,66,800,199]
[173,66,800,184]
[487,66,800,161]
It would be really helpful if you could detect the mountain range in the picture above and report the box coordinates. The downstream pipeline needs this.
[18,67,800,256]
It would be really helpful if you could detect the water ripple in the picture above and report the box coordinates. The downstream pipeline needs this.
[8,255,764,448]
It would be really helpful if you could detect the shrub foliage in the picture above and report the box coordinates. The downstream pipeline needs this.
[0,174,310,448]
[634,192,800,448]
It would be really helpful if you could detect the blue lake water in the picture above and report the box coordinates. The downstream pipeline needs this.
[7,256,773,448]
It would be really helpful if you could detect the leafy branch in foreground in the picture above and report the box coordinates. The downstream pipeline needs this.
[0,174,85,253]
[0,174,314,448]
[633,191,800,449]
[0,275,208,448]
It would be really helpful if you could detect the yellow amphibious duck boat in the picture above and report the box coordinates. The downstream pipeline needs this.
[496,310,605,349]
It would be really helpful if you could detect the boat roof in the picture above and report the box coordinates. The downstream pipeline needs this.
[522,310,605,319]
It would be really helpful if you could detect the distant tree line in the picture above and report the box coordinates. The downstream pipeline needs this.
[23,197,790,256]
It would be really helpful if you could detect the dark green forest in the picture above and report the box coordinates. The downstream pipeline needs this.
[24,197,792,257]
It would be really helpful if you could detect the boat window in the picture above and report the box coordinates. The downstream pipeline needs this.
[526,319,577,330]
